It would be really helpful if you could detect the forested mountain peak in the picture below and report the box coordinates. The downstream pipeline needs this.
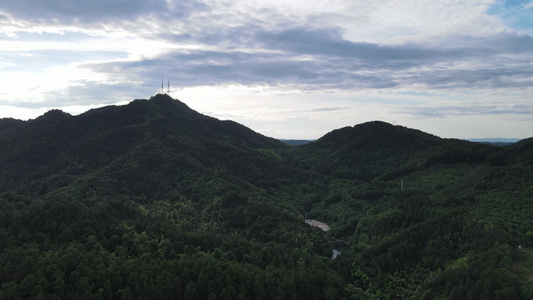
[0,95,532,299]
[0,94,288,194]
[32,109,72,124]
[46,109,70,116]
[0,118,24,133]
[149,93,190,110]
[513,137,533,149]
[310,120,444,151]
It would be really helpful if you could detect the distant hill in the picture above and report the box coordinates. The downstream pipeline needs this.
[279,139,314,146]
[311,120,444,150]
[468,137,520,143]
[293,121,500,181]
[468,137,520,146]
[0,95,532,299]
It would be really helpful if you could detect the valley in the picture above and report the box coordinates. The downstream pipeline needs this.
[0,94,532,299]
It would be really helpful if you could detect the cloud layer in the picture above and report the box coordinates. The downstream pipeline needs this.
[1,0,532,139]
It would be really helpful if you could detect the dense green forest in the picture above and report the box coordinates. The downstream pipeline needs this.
[1,94,532,299]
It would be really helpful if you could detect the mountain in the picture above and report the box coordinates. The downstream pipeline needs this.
[279,139,314,146]
[0,94,292,196]
[1,95,532,299]
[298,123,532,298]
[0,95,342,299]
[0,118,24,134]
[292,121,500,182]
[468,137,521,145]
[312,121,444,150]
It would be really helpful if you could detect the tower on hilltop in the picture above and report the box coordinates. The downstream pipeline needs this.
[161,76,170,95]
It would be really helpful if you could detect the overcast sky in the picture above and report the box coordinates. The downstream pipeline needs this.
[1,0,532,139]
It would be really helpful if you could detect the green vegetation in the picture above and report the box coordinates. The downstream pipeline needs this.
[1,94,532,299]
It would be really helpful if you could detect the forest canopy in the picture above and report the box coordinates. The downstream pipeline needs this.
[1,94,532,299]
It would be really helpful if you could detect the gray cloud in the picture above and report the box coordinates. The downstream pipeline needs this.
[2,49,128,72]
[83,48,400,91]
[397,102,533,119]
[4,0,531,116]
[81,26,533,94]
[485,34,533,53]
[254,27,484,64]
[407,66,533,90]
[0,0,207,24]
[308,107,347,112]
[7,80,151,110]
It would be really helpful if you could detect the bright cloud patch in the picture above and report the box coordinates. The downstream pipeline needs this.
[0,0,532,139]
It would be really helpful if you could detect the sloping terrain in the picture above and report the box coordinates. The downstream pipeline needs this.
[0,95,532,299]
[297,123,533,299]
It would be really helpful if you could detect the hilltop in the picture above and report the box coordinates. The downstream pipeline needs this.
[0,95,532,299]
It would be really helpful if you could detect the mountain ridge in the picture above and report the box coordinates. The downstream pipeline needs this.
[0,95,532,299]
[0,94,293,199]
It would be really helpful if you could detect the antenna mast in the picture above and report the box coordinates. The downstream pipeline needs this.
[161,76,164,93]
[167,81,170,94]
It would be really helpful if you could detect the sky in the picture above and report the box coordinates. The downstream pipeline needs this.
[1,0,532,139]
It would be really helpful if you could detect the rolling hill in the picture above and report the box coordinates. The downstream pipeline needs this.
[0,94,532,299]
